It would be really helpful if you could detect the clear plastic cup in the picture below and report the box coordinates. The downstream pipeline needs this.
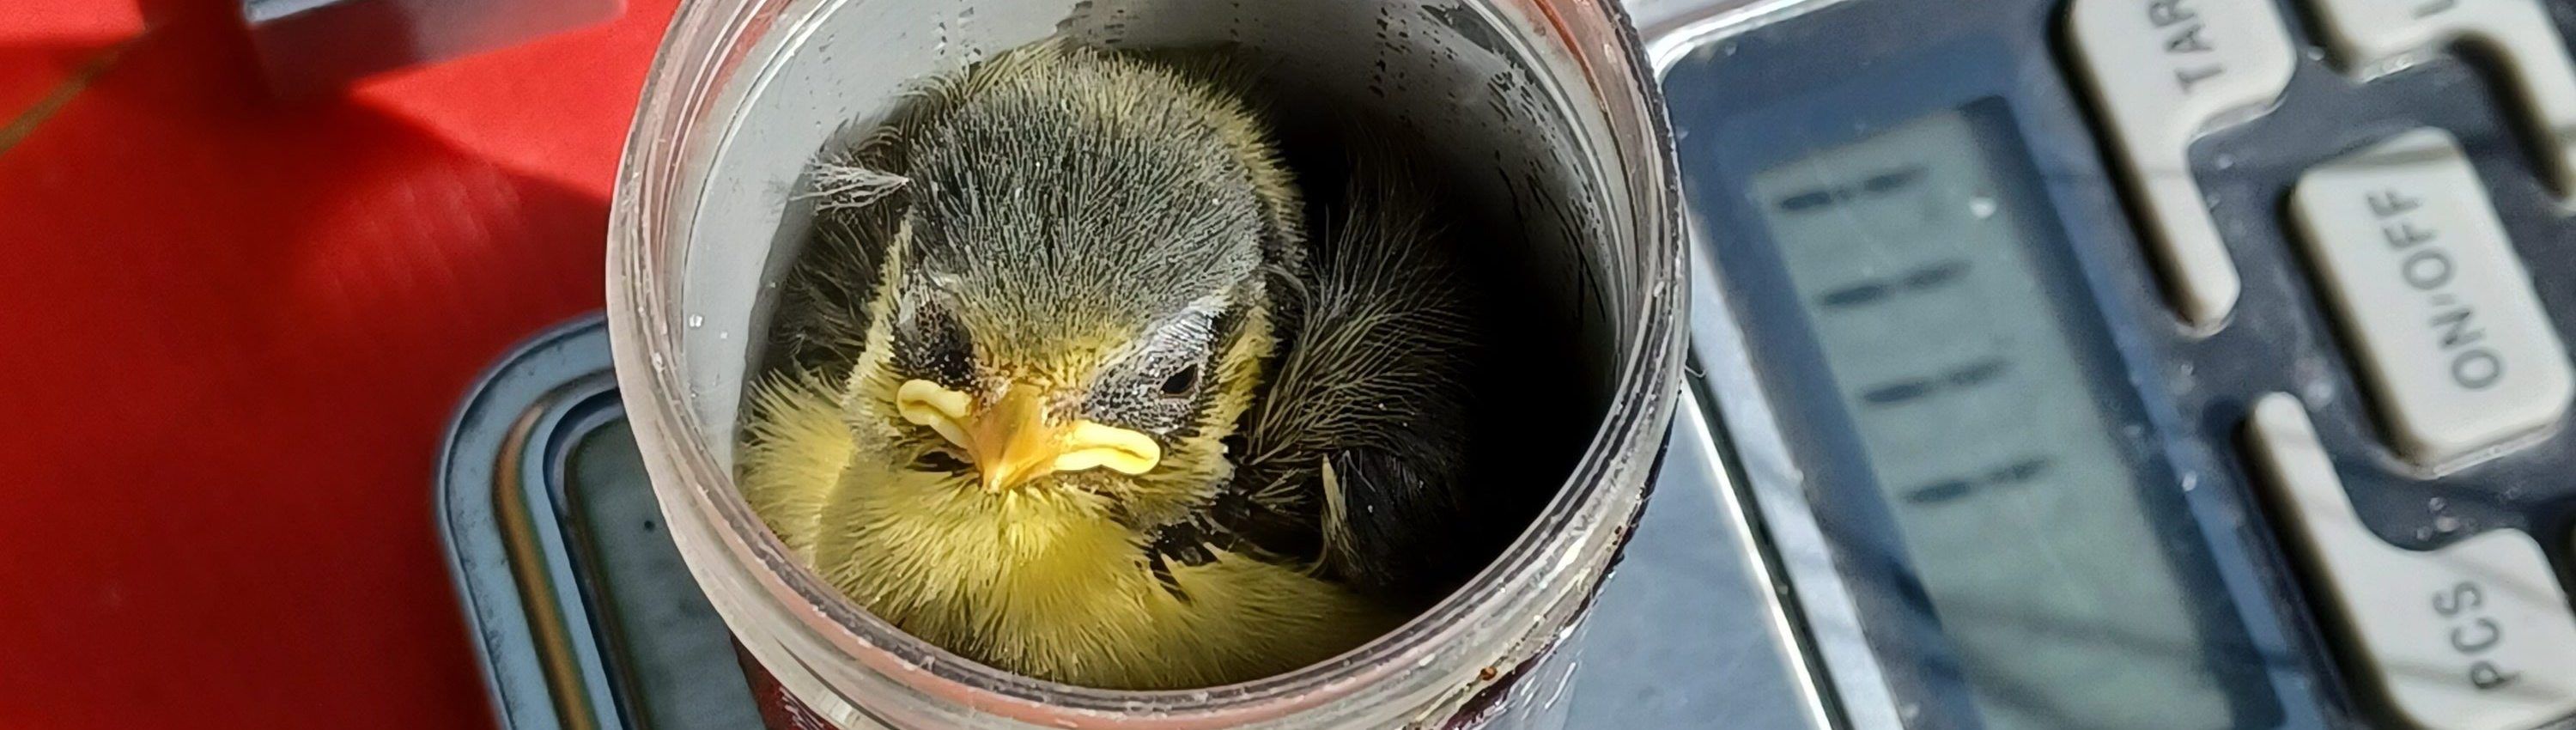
[605,1,1685,727]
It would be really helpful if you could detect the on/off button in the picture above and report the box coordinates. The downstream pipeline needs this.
[2289,128,2574,467]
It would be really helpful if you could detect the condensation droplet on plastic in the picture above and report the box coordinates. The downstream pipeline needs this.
[687,314,705,328]
[2213,153,2237,170]
[1968,196,1997,219]
[2433,515,2462,532]
[2426,496,2446,512]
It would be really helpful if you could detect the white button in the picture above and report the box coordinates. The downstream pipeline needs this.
[2245,394,2576,730]
[2068,0,2298,326]
[2288,128,2573,466]
[2308,0,2576,202]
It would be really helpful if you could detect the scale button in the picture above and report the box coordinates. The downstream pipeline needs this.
[2288,129,2573,466]
[2068,0,2297,326]
[2245,394,2576,730]
[2307,0,2576,202]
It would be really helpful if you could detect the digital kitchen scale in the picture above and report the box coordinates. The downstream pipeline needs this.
[1634,0,2576,727]
[440,0,2576,728]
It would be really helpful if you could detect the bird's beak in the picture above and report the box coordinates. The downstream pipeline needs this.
[895,380,1162,491]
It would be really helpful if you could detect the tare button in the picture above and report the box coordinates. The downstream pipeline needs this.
[2289,128,2573,466]
[2245,394,2576,730]
[2069,0,2298,326]
[2306,0,2576,204]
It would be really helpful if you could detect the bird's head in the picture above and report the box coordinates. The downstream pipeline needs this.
[842,44,1300,513]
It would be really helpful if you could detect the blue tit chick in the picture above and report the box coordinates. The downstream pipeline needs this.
[738,40,1484,690]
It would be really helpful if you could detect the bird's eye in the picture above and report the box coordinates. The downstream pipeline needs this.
[1159,364,1201,398]
[894,295,975,387]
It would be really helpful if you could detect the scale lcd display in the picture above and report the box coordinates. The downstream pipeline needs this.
[1748,106,2245,730]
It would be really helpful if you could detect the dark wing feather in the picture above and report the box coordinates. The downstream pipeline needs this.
[768,125,914,374]
[769,209,884,372]
[1217,150,1485,601]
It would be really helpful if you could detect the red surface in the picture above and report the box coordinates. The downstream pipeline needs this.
[0,0,678,727]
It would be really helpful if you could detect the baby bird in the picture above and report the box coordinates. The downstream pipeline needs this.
[738,40,1482,690]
